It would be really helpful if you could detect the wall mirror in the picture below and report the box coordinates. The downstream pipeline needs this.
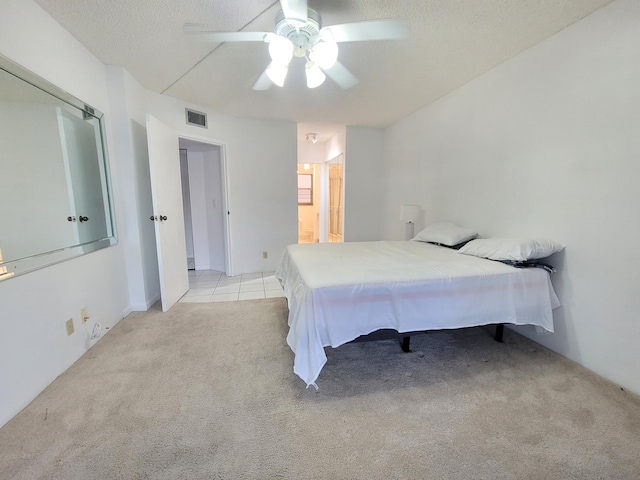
[0,54,116,280]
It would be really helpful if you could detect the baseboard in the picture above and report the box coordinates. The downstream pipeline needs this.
[145,294,161,310]
[129,293,160,312]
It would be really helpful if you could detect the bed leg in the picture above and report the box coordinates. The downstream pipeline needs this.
[401,336,411,352]
[495,324,504,343]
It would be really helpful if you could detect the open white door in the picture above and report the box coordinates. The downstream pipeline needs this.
[146,114,189,311]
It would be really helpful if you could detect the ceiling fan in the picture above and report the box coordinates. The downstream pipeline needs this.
[184,0,409,90]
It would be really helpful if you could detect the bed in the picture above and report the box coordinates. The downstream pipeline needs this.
[275,240,560,388]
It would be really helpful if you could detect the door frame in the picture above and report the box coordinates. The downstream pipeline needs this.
[177,133,233,277]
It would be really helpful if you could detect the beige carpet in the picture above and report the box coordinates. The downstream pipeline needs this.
[1,298,639,479]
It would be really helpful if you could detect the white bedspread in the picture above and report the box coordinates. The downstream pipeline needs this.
[275,241,560,387]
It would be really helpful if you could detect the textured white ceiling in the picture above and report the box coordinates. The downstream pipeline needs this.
[35,0,615,138]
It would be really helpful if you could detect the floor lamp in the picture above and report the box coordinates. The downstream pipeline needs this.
[400,205,421,240]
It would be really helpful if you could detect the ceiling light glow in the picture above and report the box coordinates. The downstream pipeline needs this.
[305,61,326,88]
[310,41,338,69]
[266,62,289,87]
[310,30,338,69]
[268,35,294,65]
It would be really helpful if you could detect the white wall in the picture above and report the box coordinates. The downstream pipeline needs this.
[344,126,385,242]
[106,66,160,311]
[381,0,640,395]
[298,140,327,164]
[326,128,346,163]
[0,0,130,427]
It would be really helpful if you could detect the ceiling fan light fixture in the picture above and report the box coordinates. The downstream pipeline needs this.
[266,62,289,87]
[268,35,294,65]
[309,41,338,69]
[305,61,326,88]
[311,30,339,69]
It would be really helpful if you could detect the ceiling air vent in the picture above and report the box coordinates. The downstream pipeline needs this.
[185,108,207,128]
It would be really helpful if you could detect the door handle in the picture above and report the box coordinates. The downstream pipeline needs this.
[159,215,167,221]
[79,216,89,222]
[150,215,157,221]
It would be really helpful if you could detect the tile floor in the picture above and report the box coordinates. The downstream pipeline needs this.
[180,270,285,303]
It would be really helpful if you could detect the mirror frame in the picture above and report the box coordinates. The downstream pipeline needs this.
[0,54,117,280]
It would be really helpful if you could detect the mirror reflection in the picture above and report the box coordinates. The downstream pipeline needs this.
[0,55,116,280]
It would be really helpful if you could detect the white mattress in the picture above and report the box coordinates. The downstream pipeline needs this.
[275,241,560,387]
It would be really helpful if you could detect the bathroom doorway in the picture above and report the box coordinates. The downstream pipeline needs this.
[296,154,344,244]
[297,163,320,244]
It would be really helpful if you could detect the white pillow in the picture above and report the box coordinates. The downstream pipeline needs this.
[411,222,478,247]
[458,238,565,261]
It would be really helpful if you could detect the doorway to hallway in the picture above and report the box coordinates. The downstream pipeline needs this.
[296,153,345,244]
[179,138,229,274]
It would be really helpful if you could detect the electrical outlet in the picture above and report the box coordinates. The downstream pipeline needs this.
[263,251,268,259]
[66,318,74,336]
[80,307,89,323]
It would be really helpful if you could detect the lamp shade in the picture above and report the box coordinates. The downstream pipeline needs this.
[268,35,294,65]
[400,204,421,223]
[266,62,289,87]
[305,61,326,88]
[310,34,338,69]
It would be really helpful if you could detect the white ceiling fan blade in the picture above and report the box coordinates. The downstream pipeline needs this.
[323,61,358,90]
[252,66,273,91]
[324,19,410,43]
[279,0,308,26]
[183,24,269,43]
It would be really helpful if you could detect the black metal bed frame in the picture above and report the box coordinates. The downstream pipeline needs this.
[350,324,504,352]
